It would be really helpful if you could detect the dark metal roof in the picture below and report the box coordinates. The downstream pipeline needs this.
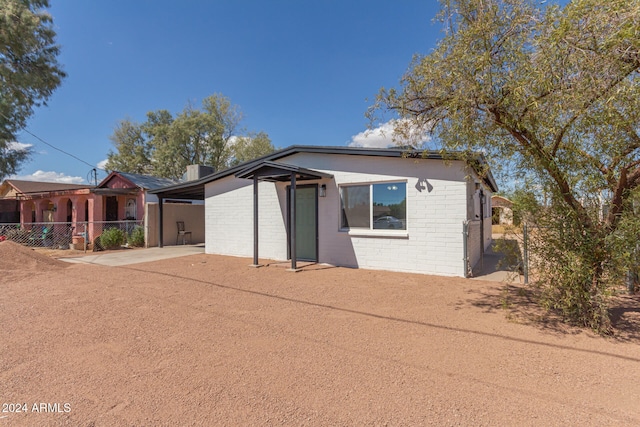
[149,145,499,200]
[235,161,334,182]
[117,172,179,190]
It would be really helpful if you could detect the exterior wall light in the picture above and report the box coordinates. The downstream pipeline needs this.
[319,184,327,197]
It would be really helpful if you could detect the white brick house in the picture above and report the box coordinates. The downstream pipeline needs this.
[151,146,497,277]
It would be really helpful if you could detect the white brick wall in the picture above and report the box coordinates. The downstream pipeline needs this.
[204,153,477,276]
[205,177,288,260]
[464,175,494,274]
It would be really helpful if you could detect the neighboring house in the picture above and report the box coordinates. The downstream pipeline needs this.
[0,197,19,223]
[0,172,178,243]
[491,195,514,226]
[151,146,497,277]
[0,180,94,224]
[89,171,179,241]
[92,171,178,221]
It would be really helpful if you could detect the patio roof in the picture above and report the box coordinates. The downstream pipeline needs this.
[234,161,333,182]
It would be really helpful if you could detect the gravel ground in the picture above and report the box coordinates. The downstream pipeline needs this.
[1,241,639,426]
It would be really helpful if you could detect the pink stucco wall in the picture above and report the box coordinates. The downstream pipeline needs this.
[16,172,148,242]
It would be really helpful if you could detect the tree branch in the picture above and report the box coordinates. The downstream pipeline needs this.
[611,113,640,167]
[490,106,591,228]
[551,64,638,156]
[606,167,628,229]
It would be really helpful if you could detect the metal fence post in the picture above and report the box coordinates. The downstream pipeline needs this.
[84,222,88,252]
[462,221,469,278]
[523,223,529,284]
[629,243,639,294]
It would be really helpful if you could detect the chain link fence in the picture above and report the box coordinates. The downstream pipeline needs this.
[0,220,144,252]
[0,222,76,249]
[519,224,637,293]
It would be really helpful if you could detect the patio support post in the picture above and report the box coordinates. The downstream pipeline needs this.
[252,176,260,267]
[158,195,164,248]
[290,172,297,271]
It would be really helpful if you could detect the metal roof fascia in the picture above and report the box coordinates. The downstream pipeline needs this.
[149,145,495,195]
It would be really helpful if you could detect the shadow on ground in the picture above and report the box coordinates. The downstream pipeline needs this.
[466,281,640,341]
[472,238,523,282]
[468,237,640,341]
[609,294,640,341]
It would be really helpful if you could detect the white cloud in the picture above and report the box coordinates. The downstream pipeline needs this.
[348,121,397,148]
[10,170,86,184]
[348,119,431,148]
[227,135,240,146]
[5,141,33,152]
[97,159,109,170]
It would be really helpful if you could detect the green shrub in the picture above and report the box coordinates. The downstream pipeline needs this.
[128,226,145,247]
[100,228,125,250]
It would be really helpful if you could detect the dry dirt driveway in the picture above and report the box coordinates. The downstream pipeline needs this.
[1,241,639,426]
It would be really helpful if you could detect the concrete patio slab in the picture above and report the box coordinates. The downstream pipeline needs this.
[60,244,205,266]
[471,237,524,283]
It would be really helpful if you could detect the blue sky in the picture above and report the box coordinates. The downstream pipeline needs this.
[12,1,443,184]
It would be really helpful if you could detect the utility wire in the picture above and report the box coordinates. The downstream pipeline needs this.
[1,111,103,171]
[20,126,99,170]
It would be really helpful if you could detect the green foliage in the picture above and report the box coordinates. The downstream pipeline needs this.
[374,0,640,333]
[0,142,30,182]
[105,119,152,175]
[100,228,125,250]
[388,198,406,220]
[106,94,275,179]
[128,226,145,247]
[229,131,275,166]
[0,0,66,180]
[513,190,614,331]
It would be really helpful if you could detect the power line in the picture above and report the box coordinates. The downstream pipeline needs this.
[20,127,99,170]
[1,111,104,171]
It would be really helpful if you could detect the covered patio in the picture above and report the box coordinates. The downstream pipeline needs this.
[151,160,332,270]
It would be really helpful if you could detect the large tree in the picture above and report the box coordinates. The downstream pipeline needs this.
[229,131,274,167]
[0,0,65,179]
[372,0,640,332]
[105,118,151,175]
[106,94,275,180]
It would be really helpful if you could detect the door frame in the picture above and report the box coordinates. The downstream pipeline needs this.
[105,196,118,221]
[286,184,318,262]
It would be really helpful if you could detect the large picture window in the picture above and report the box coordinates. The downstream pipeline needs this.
[340,182,407,230]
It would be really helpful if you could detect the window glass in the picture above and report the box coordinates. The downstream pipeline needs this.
[340,182,407,230]
[340,185,370,228]
[372,183,406,230]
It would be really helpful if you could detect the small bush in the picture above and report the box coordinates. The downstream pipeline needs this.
[128,226,145,247]
[100,228,125,250]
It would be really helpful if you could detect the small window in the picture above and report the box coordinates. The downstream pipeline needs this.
[340,182,406,230]
[125,199,137,220]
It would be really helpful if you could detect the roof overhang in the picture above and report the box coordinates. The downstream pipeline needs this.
[149,145,499,200]
[92,188,139,196]
[235,161,333,182]
[152,184,205,200]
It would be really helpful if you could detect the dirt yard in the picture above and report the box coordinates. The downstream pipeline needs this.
[1,241,639,426]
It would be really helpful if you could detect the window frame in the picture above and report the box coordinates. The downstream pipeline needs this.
[339,180,408,236]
